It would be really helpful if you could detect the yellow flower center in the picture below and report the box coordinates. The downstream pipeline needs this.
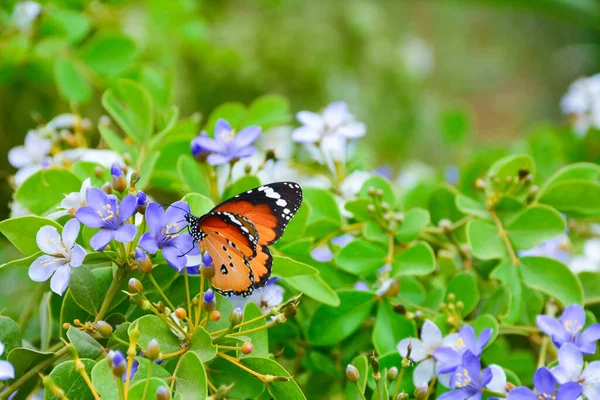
[454,368,471,388]
[97,204,115,222]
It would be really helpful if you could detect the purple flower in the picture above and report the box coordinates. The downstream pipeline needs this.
[433,325,493,375]
[202,252,213,267]
[331,234,353,248]
[138,201,199,271]
[354,281,369,291]
[111,163,124,177]
[28,219,86,295]
[398,320,445,386]
[190,119,261,165]
[0,342,14,380]
[439,351,492,400]
[75,188,137,250]
[536,304,600,354]
[551,343,600,399]
[445,165,460,185]
[204,289,215,304]
[507,367,583,400]
[229,277,284,314]
[136,191,147,206]
[311,245,333,262]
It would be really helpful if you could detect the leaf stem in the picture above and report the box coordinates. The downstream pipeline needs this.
[392,361,407,399]
[216,352,267,383]
[141,362,152,400]
[183,268,193,331]
[94,268,127,323]
[490,210,520,266]
[162,348,187,359]
[147,272,177,312]
[196,274,205,327]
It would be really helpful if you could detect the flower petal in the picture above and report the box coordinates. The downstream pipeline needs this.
[433,347,461,374]
[118,195,137,222]
[461,351,481,379]
[0,360,15,380]
[214,119,232,137]
[29,255,63,282]
[555,381,583,400]
[232,145,257,159]
[533,367,557,395]
[90,229,115,251]
[438,388,469,400]
[323,102,349,127]
[397,338,424,359]
[86,187,109,211]
[581,360,600,384]
[475,328,493,354]
[170,233,197,255]
[207,153,232,166]
[231,126,261,151]
[413,358,435,386]
[486,365,507,394]
[338,122,366,139]
[292,127,321,143]
[580,323,600,346]
[114,224,137,243]
[36,225,62,254]
[505,387,538,400]
[50,265,71,295]
[70,244,86,268]
[163,245,186,271]
[310,245,333,262]
[557,343,583,380]
[62,218,80,250]
[139,232,159,254]
[75,206,105,229]
[421,320,443,349]
[8,145,30,168]
[165,201,190,228]
[537,316,568,344]
[560,305,586,331]
[145,202,166,238]
[459,325,476,351]
[297,111,324,129]
[191,133,222,153]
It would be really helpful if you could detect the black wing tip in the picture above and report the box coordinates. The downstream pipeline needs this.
[252,246,273,289]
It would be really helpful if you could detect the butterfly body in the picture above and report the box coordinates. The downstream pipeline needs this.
[185,182,303,297]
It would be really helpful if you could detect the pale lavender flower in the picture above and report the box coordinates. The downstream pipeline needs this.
[12,1,41,33]
[433,325,493,375]
[536,304,600,354]
[28,219,85,295]
[0,342,15,380]
[190,119,261,165]
[561,74,600,137]
[311,245,333,262]
[48,178,92,220]
[508,367,582,400]
[398,320,445,386]
[229,278,284,314]
[551,342,600,399]
[8,130,52,185]
[438,351,492,400]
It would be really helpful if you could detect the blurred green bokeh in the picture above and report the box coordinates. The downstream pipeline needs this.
[0,0,599,220]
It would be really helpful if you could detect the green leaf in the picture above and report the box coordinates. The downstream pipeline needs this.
[455,195,490,219]
[0,217,62,255]
[39,291,52,352]
[308,290,376,345]
[392,242,435,276]
[16,168,82,215]
[538,162,600,195]
[345,355,368,400]
[304,188,342,237]
[0,252,42,269]
[208,357,264,398]
[43,7,91,43]
[206,292,233,333]
[487,154,535,181]
[46,359,95,400]
[107,322,131,353]
[242,357,306,400]
[175,351,207,400]
[81,32,137,77]
[0,316,22,359]
[54,58,92,103]
[336,240,386,276]
[520,256,583,306]
[505,205,566,250]
[284,274,340,306]
[137,152,160,191]
[128,378,169,400]
[92,357,170,400]
[141,66,172,110]
[471,314,499,346]
[467,219,507,260]
[177,155,210,197]
[446,273,479,316]
[579,271,600,305]
[538,180,600,217]
[69,266,99,315]
[205,102,246,133]
[272,256,318,278]
[8,347,53,381]
[372,300,416,354]
[360,176,396,206]
[186,193,215,216]
[279,201,309,242]
[102,79,153,145]
[60,290,92,338]
[429,186,465,224]
[188,326,217,362]
[129,315,181,354]
[98,125,132,156]
[67,326,102,360]
[395,208,430,243]
[440,107,470,144]
[490,260,522,324]
[222,175,261,201]
[345,199,372,222]
[244,94,290,128]
[241,302,268,358]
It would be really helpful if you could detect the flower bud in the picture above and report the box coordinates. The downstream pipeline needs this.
[156,301,166,314]
[96,321,113,338]
[175,308,187,320]
[283,304,297,318]
[438,218,452,232]
[414,382,429,399]
[136,191,148,214]
[375,189,384,198]
[100,115,112,126]
[367,186,377,197]
[109,350,127,378]
[210,311,221,321]
[201,264,215,279]
[94,166,105,178]
[380,201,390,211]
[156,386,170,400]
[229,307,243,326]
[136,249,153,273]
[130,171,140,186]
[370,352,380,376]
[346,364,359,383]
[202,252,213,267]
[203,289,216,312]
[62,322,71,330]
[244,164,252,174]
[456,301,464,310]
[111,163,127,192]
[393,304,406,314]
[367,204,376,213]
[475,178,486,190]
[241,342,254,355]
[387,366,398,381]
[146,339,161,361]
[447,293,456,302]
[265,149,276,162]
[128,278,143,294]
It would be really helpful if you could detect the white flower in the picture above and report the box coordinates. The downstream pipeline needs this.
[28,219,86,295]
[400,36,434,80]
[551,343,600,399]
[46,113,78,131]
[486,364,508,395]
[338,170,371,217]
[55,149,124,168]
[12,1,41,33]
[9,200,31,218]
[8,130,52,186]
[229,278,284,314]
[397,320,446,387]
[0,341,15,380]
[569,238,600,274]
[169,312,188,341]
[561,73,600,137]
[47,178,92,220]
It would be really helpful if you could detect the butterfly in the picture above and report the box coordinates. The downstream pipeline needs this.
[184,182,303,297]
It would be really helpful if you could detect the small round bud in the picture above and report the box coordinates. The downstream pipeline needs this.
[393,304,406,314]
[94,166,105,178]
[100,115,112,126]
[414,382,429,399]
[406,312,415,320]
[109,350,127,378]
[394,212,404,222]
[96,321,113,338]
[62,322,71,330]
[111,163,127,192]
[146,339,161,361]
[210,311,221,321]
[367,187,377,197]
[448,303,456,311]
[346,364,360,383]
[136,249,153,274]
[128,278,143,294]
[156,386,170,400]
[438,218,452,232]
[456,301,464,310]
[367,204,376,213]
[475,178,486,190]
[284,304,297,318]
[380,201,390,211]
[265,149,276,162]
[201,264,215,279]
[203,289,216,312]
[415,310,423,319]
[387,366,398,381]
[136,191,148,214]
[175,308,187,320]
[375,189,384,198]
[241,342,254,355]
[101,182,113,195]
[130,171,140,186]
[447,293,456,302]
[229,307,243,326]
[244,164,252,174]
[202,252,213,267]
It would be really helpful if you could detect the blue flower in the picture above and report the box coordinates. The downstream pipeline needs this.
[190,119,261,165]
[507,367,583,400]
[0,342,14,380]
[75,188,138,250]
[139,201,199,271]
[433,325,493,375]
[438,351,492,400]
[551,343,600,399]
[311,245,333,262]
[536,304,600,354]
